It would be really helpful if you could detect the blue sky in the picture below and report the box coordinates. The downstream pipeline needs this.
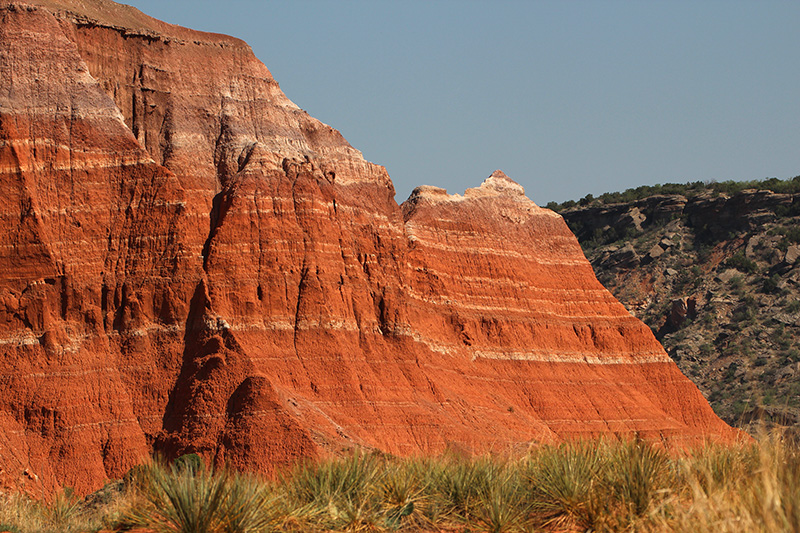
[123,1,800,204]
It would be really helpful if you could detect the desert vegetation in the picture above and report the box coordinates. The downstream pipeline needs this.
[546,175,800,212]
[1,432,798,532]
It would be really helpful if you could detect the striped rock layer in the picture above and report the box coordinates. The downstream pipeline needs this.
[0,0,737,495]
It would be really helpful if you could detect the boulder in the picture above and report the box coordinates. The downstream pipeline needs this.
[647,244,665,260]
[785,245,800,264]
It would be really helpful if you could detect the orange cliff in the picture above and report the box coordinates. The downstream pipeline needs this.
[0,0,739,496]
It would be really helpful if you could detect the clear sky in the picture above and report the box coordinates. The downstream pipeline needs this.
[121,0,800,205]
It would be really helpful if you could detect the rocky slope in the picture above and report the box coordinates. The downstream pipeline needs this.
[559,183,800,433]
[0,0,736,496]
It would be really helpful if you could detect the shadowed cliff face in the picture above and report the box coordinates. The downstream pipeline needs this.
[0,0,738,496]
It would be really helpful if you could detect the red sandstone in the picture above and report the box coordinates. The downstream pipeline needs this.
[0,0,739,496]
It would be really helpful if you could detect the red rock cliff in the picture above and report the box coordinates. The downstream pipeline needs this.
[0,0,738,496]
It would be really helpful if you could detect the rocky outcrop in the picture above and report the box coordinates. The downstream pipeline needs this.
[565,195,687,245]
[560,186,800,433]
[563,190,800,250]
[0,0,737,496]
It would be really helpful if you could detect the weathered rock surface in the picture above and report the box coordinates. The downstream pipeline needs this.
[0,0,737,496]
[559,184,800,434]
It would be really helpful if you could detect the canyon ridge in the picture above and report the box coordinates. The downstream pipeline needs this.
[0,0,738,496]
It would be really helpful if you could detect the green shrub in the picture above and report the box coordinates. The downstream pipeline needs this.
[726,251,758,274]
[174,452,206,474]
[285,450,385,531]
[524,440,606,530]
[607,439,673,520]
[379,460,429,530]
[762,273,782,294]
[777,225,800,244]
[122,459,277,533]
[785,300,800,314]
[470,463,528,533]
[723,363,738,382]
[731,296,757,325]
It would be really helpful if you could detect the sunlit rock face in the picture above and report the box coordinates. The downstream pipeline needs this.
[0,0,738,496]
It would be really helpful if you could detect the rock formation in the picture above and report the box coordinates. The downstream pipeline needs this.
[559,185,800,433]
[0,0,737,496]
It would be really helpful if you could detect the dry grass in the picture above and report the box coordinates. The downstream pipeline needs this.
[1,431,798,532]
[0,486,107,533]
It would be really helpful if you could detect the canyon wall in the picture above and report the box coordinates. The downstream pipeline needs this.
[0,0,738,496]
